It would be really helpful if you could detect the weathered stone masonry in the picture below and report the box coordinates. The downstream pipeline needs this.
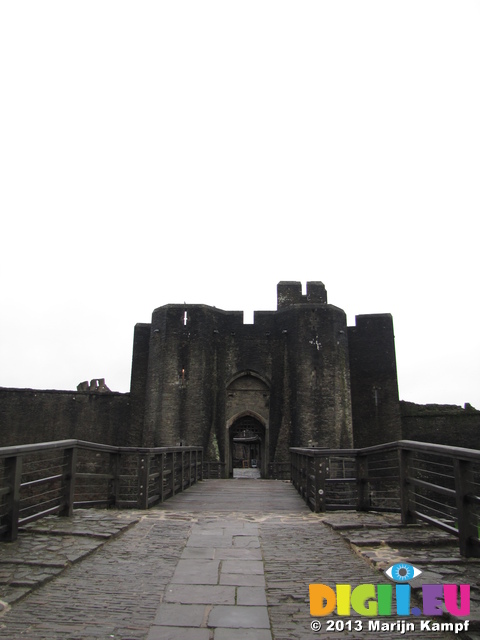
[1,281,478,458]
[0,388,130,447]
[129,281,402,476]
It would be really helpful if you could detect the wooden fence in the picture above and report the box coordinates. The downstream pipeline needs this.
[0,440,202,542]
[291,440,480,558]
[3,437,479,558]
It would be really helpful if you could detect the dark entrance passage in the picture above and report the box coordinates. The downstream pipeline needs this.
[230,415,264,478]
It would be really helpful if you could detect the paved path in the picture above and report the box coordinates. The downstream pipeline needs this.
[0,479,476,639]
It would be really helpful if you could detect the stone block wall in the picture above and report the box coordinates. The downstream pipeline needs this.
[400,401,480,450]
[348,314,402,448]
[135,282,363,474]
[0,388,130,447]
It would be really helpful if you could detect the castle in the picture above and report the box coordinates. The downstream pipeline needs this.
[1,281,478,464]
[128,281,401,477]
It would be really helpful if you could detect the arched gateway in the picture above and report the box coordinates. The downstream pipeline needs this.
[229,414,265,477]
[225,371,270,478]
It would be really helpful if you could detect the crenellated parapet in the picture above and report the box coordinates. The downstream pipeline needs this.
[277,281,327,308]
[129,281,400,476]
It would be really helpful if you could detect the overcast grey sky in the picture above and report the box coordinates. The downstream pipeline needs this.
[1,1,479,409]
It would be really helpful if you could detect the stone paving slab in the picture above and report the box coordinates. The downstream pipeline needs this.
[164,584,236,604]
[221,559,264,575]
[209,604,270,628]
[237,585,267,605]
[171,558,221,584]
[146,626,210,639]
[215,547,262,559]
[181,546,216,559]
[233,535,260,548]
[0,481,477,639]
[148,509,274,638]
[214,629,272,639]
[186,535,233,548]
[220,572,266,586]
[152,603,207,626]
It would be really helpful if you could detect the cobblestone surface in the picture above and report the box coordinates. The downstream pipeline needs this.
[0,483,477,640]
[0,512,190,639]
[0,510,141,606]
[260,513,463,639]
[323,512,480,633]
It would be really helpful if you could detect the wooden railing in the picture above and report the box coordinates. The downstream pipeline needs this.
[0,440,203,542]
[202,461,226,479]
[291,440,480,558]
[4,437,478,556]
[267,462,291,480]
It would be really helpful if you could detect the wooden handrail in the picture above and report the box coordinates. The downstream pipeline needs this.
[290,440,480,558]
[0,441,203,542]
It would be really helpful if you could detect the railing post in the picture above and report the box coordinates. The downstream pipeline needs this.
[59,446,77,517]
[305,456,315,504]
[138,453,150,509]
[3,455,23,542]
[160,451,165,502]
[313,455,327,512]
[399,448,416,525]
[296,452,300,489]
[453,459,479,558]
[356,454,369,511]
[169,451,175,495]
[194,449,201,483]
[303,456,308,500]
[300,453,306,499]
[187,450,192,487]
[109,451,120,506]
[291,451,297,491]
[180,451,184,491]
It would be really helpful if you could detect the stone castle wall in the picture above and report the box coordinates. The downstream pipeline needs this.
[132,282,402,475]
[400,401,480,449]
[0,387,130,447]
[1,282,476,456]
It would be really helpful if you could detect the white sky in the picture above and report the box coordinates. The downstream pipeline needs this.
[1,1,479,409]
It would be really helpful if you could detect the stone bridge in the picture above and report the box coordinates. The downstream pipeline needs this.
[0,478,478,640]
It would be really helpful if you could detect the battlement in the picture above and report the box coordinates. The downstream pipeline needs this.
[277,281,327,308]
[77,378,112,393]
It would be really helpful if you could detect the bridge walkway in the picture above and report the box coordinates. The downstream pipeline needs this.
[0,479,476,639]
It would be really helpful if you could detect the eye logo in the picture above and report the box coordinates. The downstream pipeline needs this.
[385,563,422,583]
[310,560,470,618]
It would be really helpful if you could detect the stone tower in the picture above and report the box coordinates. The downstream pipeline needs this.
[128,281,401,476]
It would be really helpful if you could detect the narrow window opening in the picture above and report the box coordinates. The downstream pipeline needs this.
[183,311,188,326]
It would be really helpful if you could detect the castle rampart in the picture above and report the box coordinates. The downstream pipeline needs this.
[2,282,476,460]
[131,282,400,475]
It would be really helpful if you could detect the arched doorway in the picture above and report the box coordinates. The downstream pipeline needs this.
[229,415,265,478]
